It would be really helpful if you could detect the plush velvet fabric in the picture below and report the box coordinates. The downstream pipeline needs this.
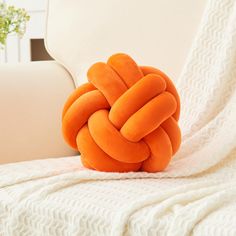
[62,53,181,172]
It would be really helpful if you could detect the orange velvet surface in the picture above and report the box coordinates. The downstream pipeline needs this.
[62,53,181,172]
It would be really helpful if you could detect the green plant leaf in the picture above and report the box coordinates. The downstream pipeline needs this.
[0,2,30,46]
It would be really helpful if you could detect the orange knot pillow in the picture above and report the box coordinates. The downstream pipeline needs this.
[62,53,181,172]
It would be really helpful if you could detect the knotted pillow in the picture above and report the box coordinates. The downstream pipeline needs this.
[62,53,181,172]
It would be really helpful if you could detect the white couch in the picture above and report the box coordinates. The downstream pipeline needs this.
[2,1,236,236]
[0,0,206,164]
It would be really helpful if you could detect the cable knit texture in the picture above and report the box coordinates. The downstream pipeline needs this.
[1,0,236,235]
[62,53,181,172]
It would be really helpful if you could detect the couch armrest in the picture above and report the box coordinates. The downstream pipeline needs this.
[0,61,77,164]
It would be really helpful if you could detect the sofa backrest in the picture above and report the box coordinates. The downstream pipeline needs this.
[45,0,207,85]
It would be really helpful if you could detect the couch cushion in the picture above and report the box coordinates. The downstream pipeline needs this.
[45,0,206,85]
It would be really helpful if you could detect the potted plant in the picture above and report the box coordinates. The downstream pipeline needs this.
[0,2,30,46]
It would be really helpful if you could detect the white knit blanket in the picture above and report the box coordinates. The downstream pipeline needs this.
[1,0,236,235]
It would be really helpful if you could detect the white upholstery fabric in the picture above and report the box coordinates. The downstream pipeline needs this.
[45,0,207,85]
[0,61,77,164]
